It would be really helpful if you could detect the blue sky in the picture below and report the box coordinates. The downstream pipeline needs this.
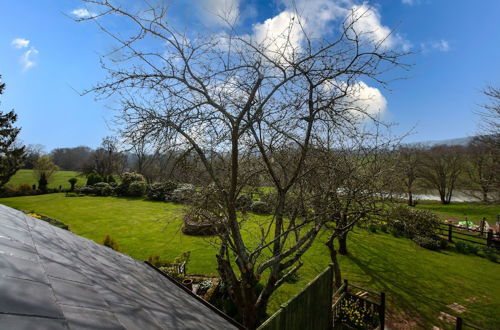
[0,0,499,151]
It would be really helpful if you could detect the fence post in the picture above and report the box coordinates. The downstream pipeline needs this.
[480,218,486,235]
[379,292,386,330]
[448,224,453,242]
[487,229,493,247]
[455,316,463,330]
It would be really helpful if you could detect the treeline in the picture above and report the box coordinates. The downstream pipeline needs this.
[393,136,499,204]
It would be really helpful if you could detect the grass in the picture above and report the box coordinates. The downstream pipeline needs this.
[415,200,500,224]
[7,169,82,190]
[1,193,499,328]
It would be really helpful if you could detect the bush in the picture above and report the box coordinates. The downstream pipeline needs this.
[103,234,121,251]
[115,172,145,196]
[412,235,443,250]
[455,241,480,255]
[168,184,196,203]
[481,247,499,263]
[86,173,103,186]
[386,206,440,238]
[147,181,178,201]
[128,181,147,197]
[249,200,272,214]
[76,185,96,195]
[236,194,253,211]
[367,224,378,233]
[65,192,81,197]
[93,182,113,196]
[68,178,78,191]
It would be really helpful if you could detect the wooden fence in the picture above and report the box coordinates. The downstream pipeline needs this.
[437,223,499,249]
[257,265,334,330]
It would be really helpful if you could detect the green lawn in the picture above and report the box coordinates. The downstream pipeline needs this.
[1,194,499,328]
[416,201,500,224]
[7,169,82,190]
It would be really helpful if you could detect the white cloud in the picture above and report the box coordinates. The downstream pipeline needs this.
[421,39,450,53]
[71,8,96,18]
[20,48,39,71]
[349,81,387,117]
[252,10,304,60]
[198,0,240,26]
[252,0,410,59]
[11,38,30,49]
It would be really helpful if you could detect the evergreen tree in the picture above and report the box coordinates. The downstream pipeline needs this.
[0,75,25,187]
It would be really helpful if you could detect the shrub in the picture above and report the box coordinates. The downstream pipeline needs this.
[168,184,196,203]
[86,173,103,186]
[128,181,147,197]
[481,247,499,263]
[18,184,35,195]
[367,224,378,233]
[236,194,252,211]
[412,235,443,250]
[250,200,272,214]
[38,173,48,193]
[147,181,178,201]
[106,175,116,184]
[76,185,96,195]
[455,241,480,255]
[115,172,145,196]
[65,192,81,197]
[386,206,440,238]
[103,234,121,251]
[68,178,78,191]
[93,182,113,196]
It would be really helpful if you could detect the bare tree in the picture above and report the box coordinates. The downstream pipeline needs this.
[395,145,422,206]
[476,85,500,147]
[464,137,499,203]
[82,136,126,178]
[76,1,406,327]
[419,145,464,205]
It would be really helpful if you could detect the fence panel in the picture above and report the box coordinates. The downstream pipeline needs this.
[258,265,333,330]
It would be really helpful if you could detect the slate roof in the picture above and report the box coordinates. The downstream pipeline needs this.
[0,204,240,330]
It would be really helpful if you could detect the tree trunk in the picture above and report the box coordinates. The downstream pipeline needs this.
[338,232,348,255]
[325,235,342,288]
[407,189,413,206]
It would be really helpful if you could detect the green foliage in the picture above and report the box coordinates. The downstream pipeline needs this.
[68,178,78,191]
[236,194,252,211]
[146,181,178,201]
[147,255,172,267]
[412,235,444,250]
[481,247,499,263]
[454,241,480,255]
[386,205,440,238]
[0,76,26,188]
[128,181,147,197]
[38,172,48,193]
[86,173,103,186]
[116,172,145,196]
[103,234,121,251]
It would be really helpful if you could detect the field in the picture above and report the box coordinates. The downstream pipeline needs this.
[7,169,82,190]
[416,201,500,225]
[0,193,499,328]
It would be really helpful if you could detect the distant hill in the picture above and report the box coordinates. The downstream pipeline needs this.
[411,136,475,147]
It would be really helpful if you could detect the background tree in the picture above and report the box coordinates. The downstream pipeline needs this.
[33,155,59,192]
[395,145,422,206]
[476,85,500,148]
[77,2,406,327]
[419,145,464,204]
[82,137,126,178]
[23,144,45,169]
[464,138,499,202]
[0,75,25,188]
[51,146,92,171]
